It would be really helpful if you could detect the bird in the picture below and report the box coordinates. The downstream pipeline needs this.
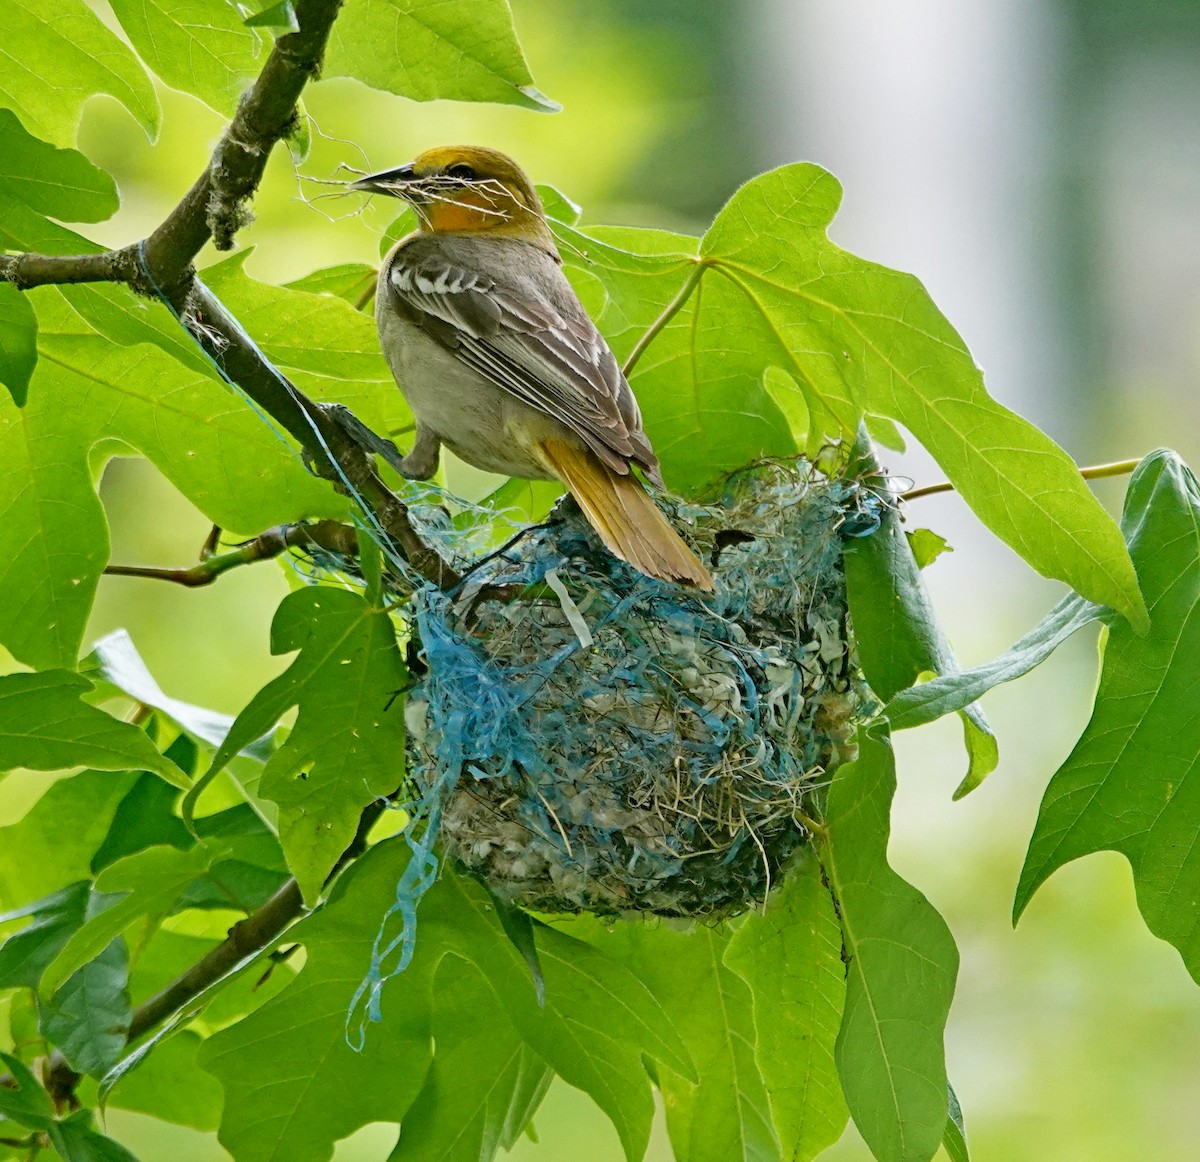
[349,145,714,591]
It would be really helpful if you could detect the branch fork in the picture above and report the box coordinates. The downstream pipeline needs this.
[0,0,455,595]
[0,0,461,1094]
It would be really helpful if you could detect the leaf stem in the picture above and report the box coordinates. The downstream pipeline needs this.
[902,457,1143,501]
[352,277,378,312]
[621,258,709,377]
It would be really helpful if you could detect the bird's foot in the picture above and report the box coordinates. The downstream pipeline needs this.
[318,403,435,479]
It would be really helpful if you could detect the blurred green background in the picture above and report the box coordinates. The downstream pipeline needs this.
[13,0,1200,1157]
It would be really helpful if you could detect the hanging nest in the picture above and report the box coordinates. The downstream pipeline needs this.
[399,457,882,920]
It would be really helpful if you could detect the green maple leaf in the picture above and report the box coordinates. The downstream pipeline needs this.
[553,163,1144,627]
[325,0,558,111]
[565,918,780,1162]
[108,0,266,118]
[820,730,958,1162]
[0,671,184,786]
[0,287,340,669]
[0,109,118,256]
[197,587,407,905]
[1016,451,1200,977]
[0,0,158,147]
[725,854,850,1161]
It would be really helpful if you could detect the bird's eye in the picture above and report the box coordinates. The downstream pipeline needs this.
[446,163,476,181]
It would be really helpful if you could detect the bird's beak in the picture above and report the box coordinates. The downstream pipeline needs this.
[350,163,417,197]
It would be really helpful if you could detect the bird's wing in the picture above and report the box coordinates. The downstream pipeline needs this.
[383,244,660,481]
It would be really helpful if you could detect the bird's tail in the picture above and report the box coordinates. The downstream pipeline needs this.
[538,439,714,590]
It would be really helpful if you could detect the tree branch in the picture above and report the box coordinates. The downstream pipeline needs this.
[1,250,138,290]
[127,881,304,1042]
[0,0,462,592]
[0,0,341,300]
[105,519,358,587]
[141,0,343,292]
[182,287,460,588]
[16,799,388,1103]
[902,457,1144,502]
[135,796,385,1038]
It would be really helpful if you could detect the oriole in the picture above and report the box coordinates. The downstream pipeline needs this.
[352,145,714,590]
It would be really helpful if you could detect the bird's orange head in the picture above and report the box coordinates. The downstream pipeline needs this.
[351,145,557,256]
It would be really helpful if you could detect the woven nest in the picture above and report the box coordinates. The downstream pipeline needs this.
[400,458,879,920]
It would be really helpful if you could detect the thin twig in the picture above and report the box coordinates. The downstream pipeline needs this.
[901,457,1143,501]
[105,520,357,588]
[199,525,223,560]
